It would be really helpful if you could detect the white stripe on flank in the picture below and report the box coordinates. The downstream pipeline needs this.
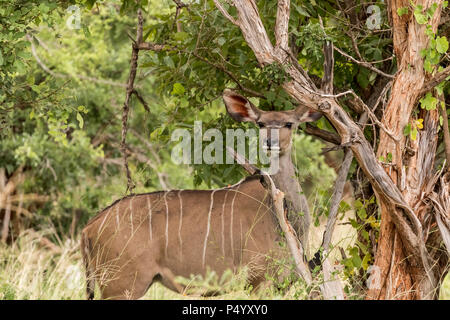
[129,197,134,235]
[221,190,229,258]
[98,213,108,234]
[177,190,183,261]
[164,192,169,258]
[240,218,243,260]
[115,202,120,230]
[147,197,153,241]
[230,185,240,260]
[203,190,217,268]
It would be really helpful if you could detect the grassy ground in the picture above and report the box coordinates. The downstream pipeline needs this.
[0,230,448,300]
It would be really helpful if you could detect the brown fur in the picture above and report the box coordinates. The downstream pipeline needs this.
[81,176,284,299]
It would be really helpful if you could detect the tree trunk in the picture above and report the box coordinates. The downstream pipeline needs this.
[368,0,444,300]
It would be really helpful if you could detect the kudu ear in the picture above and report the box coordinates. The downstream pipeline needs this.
[223,89,261,123]
[295,106,322,123]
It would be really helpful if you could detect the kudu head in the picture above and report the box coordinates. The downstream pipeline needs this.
[223,89,321,156]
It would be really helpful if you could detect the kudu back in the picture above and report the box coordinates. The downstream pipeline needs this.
[81,90,321,299]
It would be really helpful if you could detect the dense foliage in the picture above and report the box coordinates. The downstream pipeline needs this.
[0,0,337,234]
[1,0,449,299]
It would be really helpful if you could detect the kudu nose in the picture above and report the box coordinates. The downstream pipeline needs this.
[264,138,279,150]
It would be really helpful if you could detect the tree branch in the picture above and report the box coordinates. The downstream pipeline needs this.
[213,0,239,26]
[131,89,150,113]
[321,40,334,94]
[334,46,395,79]
[421,65,450,95]
[275,0,290,52]
[303,124,341,145]
[438,95,450,172]
[120,8,145,194]
[138,42,264,98]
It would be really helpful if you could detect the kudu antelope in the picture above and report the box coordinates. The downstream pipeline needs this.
[81,89,321,299]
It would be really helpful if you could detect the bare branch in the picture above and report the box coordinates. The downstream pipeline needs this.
[323,149,353,251]
[131,89,150,113]
[138,42,264,98]
[213,0,239,26]
[318,89,400,143]
[137,42,169,51]
[322,40,334,94]
[225,146,259,175]
[303,124,341,145]
[275,0,290,52]
[318,149,352,300]
[120,9,145,194]
[230,0,275,65]
[318,16,334,94]
[334,46,395,79]
[438,94,450,172]
[421,65,450,94]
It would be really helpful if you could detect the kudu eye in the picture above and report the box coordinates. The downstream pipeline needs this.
[285,122,293,129]
[257,122,265,128]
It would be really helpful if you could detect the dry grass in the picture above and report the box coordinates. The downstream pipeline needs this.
[0,229,448,300]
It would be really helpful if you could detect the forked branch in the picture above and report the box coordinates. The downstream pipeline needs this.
[121,8,145,194]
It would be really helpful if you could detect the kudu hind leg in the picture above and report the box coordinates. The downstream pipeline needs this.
[158,267,185,294]
[100,265,159,300]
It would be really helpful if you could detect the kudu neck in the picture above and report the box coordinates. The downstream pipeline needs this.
[274,150,296,179]
[270,148,311,250]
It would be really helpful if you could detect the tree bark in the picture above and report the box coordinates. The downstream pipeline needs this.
[368,0,445,300]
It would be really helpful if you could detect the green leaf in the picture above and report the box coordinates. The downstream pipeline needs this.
[436,36,449,54]
[362,253,371,271]
[357,68,370,89]
[357,207,367,220]
[83,25,91,38]
[414,11,428,24]
[171,83,185,96]
[411,127,418,140]
[397,7,409,16]
[76,112,84,129]
[420,92,438,110]
[386,152,393,163]
[293,4,311,17]
[217,37,226,46]
[436,82,445,96]
[424,58,433,73]
[173,32,189,42]
[403,123,411,136]
[163,56,175,68]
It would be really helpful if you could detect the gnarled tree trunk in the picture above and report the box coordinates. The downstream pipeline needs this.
[369,0,446,300]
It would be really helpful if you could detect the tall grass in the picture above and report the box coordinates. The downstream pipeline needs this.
[0,229,85,299]
[0,230,449,300]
